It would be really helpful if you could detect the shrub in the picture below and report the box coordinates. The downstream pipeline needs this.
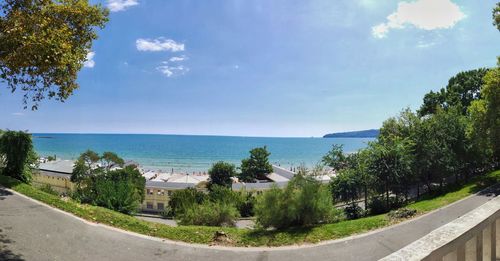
[176,201,240,226]
[344,203,364,220]
[368,196,388,215]
[388,208,417,220]
[255,174,336,229]
[160,206,173,218]
[208,185,255,217]
[73,165,146,214]
[168,188,205,215]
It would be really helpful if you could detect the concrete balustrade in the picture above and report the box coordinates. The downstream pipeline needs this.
[380,195,500,261]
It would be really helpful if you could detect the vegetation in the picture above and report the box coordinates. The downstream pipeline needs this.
[0,0,108,109]
[239,146,273,182]
[0,130,37,183]
[1,170,498,246]
[494,2,500,31]
[208,161,236,190]
[71,150,145,214]
[255,173,338,229]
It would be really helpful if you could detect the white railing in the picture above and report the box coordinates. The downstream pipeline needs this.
[380,195,500,261]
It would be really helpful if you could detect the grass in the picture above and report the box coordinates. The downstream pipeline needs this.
[0,170,499,247]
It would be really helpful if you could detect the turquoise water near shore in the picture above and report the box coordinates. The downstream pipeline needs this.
[33,134,374,173]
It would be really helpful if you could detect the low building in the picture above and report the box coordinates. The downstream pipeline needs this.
[32,160,298,213]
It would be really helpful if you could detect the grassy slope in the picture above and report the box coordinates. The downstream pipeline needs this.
[1,170,498,247]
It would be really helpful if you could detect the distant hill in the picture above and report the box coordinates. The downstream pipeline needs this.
[323,129,379,138]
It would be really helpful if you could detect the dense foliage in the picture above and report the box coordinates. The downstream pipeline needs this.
[0,130,37,182]
[208,161,236,190]
[0,0,108,109]
[239,146,273,182]
[255,173,337,229]
[327,64,500,216]
[71,150,145,214]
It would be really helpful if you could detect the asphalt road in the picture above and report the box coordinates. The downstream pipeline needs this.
[1,186,499,261]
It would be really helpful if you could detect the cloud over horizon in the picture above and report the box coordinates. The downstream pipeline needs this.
[136,38,185,52]
[372,0,465,38]
[107,0,139,12]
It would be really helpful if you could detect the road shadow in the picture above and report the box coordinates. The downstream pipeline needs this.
[0,188,13,200]
[0,229,24,261]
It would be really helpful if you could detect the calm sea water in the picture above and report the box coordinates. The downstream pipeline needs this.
[32,134,374,173]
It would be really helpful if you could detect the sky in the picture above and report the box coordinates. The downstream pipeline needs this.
[1,0,499,137]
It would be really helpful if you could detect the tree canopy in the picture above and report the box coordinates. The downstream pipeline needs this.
[239,146,273,182]
[494,2,500,31]
[0,0,108,109]
[418,69,489,116]
[208,161,236,190]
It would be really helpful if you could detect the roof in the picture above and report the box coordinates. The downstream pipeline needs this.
[266,172,289,182]
[145,180,196,190]
[38,160,74,174]
[231,181,288,190]
[271,165,296,180]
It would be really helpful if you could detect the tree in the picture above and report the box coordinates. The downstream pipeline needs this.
[330,168,360,204]
[471,67,500,165]
[494,2,500,31]
[101,151,125,171]
[70,149,100,183]
[418,69,489,116]
[322,144,347,171]
[239,146,273,182]
[168,188,205,216]
[208,161,236,189]
[0,131,37,183]
[90,166,145,214]
[0,0,108,109]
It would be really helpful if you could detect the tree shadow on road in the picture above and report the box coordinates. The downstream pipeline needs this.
[0,229,25,261]
[0,188,14,200]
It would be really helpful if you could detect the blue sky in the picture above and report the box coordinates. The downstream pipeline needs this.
[1,0,499,137]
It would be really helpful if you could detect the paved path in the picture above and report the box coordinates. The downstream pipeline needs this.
[1,186,499,261]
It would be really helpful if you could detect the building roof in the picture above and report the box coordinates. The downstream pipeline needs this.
[38,160,74,174]
[271,165,296,180]
[266,172,289,182]
[231,181,288,190]
[145,180,196,190]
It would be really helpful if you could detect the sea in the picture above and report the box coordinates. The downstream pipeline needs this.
[32,133,374,173]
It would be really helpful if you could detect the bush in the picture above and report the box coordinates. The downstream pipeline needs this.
[388,208,417,220]
[344,203,364,220]
[39,184,59,196]
[169,188,205,216]
[255,174,336,229]
[208,185,255,217]
[176,201,240,226]
[368,196,388,215]
[160,206,173,218]
[73,165,146,214]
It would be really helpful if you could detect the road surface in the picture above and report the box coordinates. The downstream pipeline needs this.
[0,186,498,261]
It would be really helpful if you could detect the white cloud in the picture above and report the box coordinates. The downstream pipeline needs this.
[372,0,465,38]
[169,56,187,62]
[83,51,95,68]
[136,38,185,52]
[107,0,138,12]
[156,64,189,77]
[12,112,24,116]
